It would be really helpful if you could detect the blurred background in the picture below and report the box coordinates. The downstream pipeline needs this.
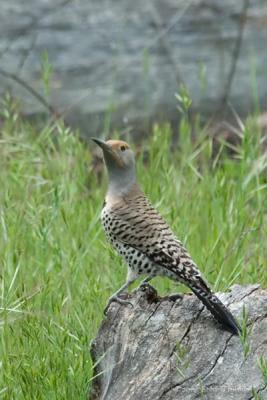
[1,0,266,138]
[1,3,267,398]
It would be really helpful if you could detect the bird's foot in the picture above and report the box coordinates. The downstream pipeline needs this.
[139,282,155,291]
[104,294,134,315]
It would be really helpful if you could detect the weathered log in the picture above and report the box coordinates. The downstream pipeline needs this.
[0,1,267,132]
[90,284,267,400]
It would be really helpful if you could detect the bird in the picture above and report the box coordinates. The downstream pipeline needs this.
[92,137,240,335]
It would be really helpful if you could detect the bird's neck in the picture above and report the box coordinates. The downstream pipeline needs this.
[106,180,141,204]
[107,167,137,196]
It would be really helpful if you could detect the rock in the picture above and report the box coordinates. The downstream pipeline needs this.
[0,1,267,133]
[90,284,267,400]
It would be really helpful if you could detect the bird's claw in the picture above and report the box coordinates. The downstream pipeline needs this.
[139,282,155,291]
[104,295,134,315]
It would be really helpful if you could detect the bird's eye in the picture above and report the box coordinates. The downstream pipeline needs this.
[120,145,126,151]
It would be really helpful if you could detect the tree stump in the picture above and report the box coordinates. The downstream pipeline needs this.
[90,284,267,400]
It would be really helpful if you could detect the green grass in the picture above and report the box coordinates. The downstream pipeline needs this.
[258,355,267,384]
[239,305,253,359]
[0,96,266,399]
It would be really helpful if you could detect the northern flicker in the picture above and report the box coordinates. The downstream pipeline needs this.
[92,138,240,334]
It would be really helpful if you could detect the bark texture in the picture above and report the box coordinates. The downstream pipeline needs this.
[90,284,267,400]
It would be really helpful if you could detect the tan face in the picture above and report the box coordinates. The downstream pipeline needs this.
[105,140,130,152]
[92,138,134,169]
[92,137,136,190]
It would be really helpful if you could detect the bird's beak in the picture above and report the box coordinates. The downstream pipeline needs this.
[91,138,110,152]
[91,138,124,167]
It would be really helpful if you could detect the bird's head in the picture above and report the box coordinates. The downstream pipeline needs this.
[92,138,136,194]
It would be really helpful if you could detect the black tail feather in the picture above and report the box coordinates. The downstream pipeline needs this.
[191,283,240,335]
